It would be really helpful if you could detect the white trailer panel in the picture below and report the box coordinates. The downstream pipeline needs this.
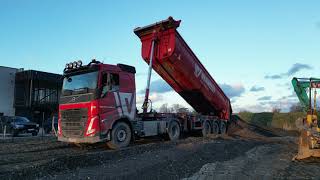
[0,66,18,116]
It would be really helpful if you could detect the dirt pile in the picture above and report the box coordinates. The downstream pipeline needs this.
[228,118,278,141]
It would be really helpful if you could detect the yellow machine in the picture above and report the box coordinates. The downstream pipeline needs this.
[292,78,320,160]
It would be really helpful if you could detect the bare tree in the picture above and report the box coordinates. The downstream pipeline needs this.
[177,107,189,113]
[172,104,190,113]
[272,107,281,113]
[159,103,173,113]
[159,103,190,113]
[289,103,303,112]
[172,104,182,113]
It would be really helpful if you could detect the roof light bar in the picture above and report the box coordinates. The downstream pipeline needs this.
[65,60,83,71]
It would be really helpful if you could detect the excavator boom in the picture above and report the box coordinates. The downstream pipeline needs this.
[291,77,320,112]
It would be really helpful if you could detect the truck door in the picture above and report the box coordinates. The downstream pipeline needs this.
[99,72,121,135]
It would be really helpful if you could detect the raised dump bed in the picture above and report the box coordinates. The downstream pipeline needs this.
[134,17,231,120]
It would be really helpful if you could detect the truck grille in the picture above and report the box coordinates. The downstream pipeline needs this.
[61,108,88,138]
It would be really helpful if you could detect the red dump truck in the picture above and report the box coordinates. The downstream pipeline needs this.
[58,17,232,149]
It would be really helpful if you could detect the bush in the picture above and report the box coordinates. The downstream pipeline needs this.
[237,111,254,123]
[237,111,305,131]
[271,112,305,130]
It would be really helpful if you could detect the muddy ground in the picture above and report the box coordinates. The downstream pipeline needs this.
[1,122,320,180]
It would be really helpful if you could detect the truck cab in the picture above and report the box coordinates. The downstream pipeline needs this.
[58,60,136,148]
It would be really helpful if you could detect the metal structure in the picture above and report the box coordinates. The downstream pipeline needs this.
[58,17,232,149]
[292,77,320,160]
[14,70,62,124]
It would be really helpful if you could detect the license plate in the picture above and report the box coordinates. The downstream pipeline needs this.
[69,138,77,142]
[28,129,34,131]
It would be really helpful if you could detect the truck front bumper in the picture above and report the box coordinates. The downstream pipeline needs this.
[58,136,106,144]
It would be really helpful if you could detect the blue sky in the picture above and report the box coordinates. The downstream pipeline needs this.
[0,0,319,112]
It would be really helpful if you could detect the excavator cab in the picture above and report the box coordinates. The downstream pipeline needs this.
[292,77,320,160]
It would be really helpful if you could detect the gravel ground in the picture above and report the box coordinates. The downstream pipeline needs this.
[0,122,319,180]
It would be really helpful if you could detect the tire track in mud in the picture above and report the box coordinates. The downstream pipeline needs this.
[40,138,263,180]
[185,144,292,180]
[0,120,281,180]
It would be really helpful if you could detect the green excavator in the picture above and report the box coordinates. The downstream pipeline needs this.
[292,77,320,160]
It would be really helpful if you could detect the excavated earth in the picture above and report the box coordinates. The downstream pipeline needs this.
[1,121,320,180]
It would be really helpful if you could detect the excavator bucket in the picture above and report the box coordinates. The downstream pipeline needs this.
[294,130,320,160]
[293,118,320,160]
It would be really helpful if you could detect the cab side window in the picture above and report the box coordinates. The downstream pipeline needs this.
[101,73,120,97]
[110,73,119,91]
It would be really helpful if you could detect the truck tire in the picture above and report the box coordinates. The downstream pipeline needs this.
[202,121,211,137]
[212,121,220,135]
[220,121,227,134]
[168,121,180,141]
[107,122,132,149]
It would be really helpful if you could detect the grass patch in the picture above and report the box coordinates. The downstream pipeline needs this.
[237,111,306,131]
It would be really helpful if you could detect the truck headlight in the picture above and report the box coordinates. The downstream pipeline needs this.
[72,61,77,68]
[77,60,82,67]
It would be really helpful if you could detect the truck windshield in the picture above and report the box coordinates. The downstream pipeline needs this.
[62,71,98,96]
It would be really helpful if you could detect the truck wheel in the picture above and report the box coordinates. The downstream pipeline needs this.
[107,122,132,149]
[212,121,220,135]
[168,121,180,141]
[202,121,211,137]
[220,121,227,134]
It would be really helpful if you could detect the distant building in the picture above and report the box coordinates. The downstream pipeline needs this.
[0,66,19,116]
[14,70,62,124]
[0,66,62,124]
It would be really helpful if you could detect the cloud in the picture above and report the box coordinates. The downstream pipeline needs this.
[264,75,282,79]
[231,98,237,103]
[234,104,269,113]
[220,83,245,98]
[235,94,299,113]
[259,97,299,112]
[287,63,312,76]
[280,92,297,100]
[138,80,245,103]
[138,79,173,94]
[257,96,272,101]
[287,94,297,98]
[136,92,164,104]
[250,86,265,92]
[150,79,173,93]
[265,63,312,79]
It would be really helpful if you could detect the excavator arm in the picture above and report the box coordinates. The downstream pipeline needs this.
[292,77,320,112]
[292,78,312,112]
